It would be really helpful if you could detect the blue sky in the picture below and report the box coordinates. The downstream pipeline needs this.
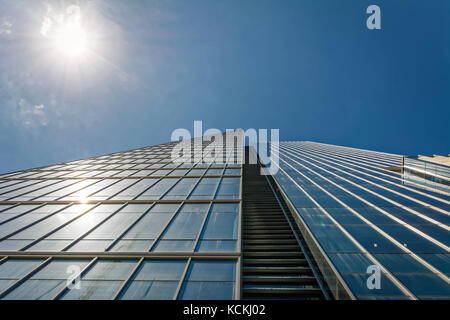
[0,0,449,173]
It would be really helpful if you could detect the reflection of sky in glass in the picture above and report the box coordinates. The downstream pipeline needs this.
[273,141,450,299]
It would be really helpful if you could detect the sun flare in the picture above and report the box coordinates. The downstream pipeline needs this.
[54,24,88,58]
[41,5,92,60]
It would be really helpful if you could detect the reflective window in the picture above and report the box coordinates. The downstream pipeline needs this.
[178,261,236,300]
[201,204,238,240]
[160,204,209,240]
[162,178,198,200]
[153,240,195,252]
[215,178,240,199]
[87,179,137,201]
[121,205,176,240]
[197,240,237,252]
[83,211,139,240]
[188,178,219,200]
[134,260,186,281]
[110,179,158,200]
[136,178,178,200]
[0,259,43,292]
[0,138,243,300]
[274,142,450,298]
[60,260,137,300]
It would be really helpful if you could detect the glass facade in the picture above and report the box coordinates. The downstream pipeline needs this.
[1,136,448,300]
[403,157,450,194]
[272,141,450,299]
[0,133,243,300]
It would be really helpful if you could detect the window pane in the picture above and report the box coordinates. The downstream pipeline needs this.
[179,282,234,300]
[10,214,80,240]
[205,169,223,176]
[84,212,140,240]
[0,240,32,251]
[161,204,209,240]
[211,203,239,213]
[188,178,219,199]
[120,281,178,300]
[0,205,67,238]
[2,180,65,200]
[26,240,72,252]
[215,178,240,199]
[185,261,236,281]
[0,259,43,279]
[3,280,65,300]
[83,260,137,280]
[0,215,47,238]
[61,280,122,300]
[46,212,110,240]
[186,169,206,176]
[341,273,405,297]
[31,260,90,279]
[1,204,39,214]
[120,204,153,213]
[394,274,450,297]
[110,179,158,200]
[162,213,205,240]
[134,261,187,281]
[60,179,118,201]
[136,179,178,200]
[196,240,237,252]
[110,240,153,252]
[224,169,240,175]
[123,213,171,240]
[162,178,198,200]
[202,212,238,240]
[152,240,194,252]
[68,240,111,252]
[88,179,137,201]
[35,180,98,201]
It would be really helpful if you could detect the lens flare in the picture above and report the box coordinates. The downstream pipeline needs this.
[54,24,88,58]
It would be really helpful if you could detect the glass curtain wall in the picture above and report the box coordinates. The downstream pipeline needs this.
[272,141,450,300]
[0,132,243,300]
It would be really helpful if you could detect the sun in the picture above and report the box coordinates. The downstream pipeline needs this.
[41,5,92,60]
[54,24,88,58]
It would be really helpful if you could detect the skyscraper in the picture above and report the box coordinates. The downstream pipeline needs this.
[273,141,450,299]
[0,135,448,300]
[0,133,242,300]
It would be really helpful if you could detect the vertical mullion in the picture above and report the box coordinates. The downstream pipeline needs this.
[0,256,53,299]
[105,203,157,251]
[0,180,33,193]
[155,175,185,200]
[51,257,98,300]
[61,202,129,251]
[0,179,52,197]
[112,257,144,300]
[0,202,49,226]
[19,202,100,251]
[57,177,127,201]
[105,177,144,200]
[173,257,191,300]
[236,152,243,300]
[0,202,84,241]
[146,201,185,252]
[108,168,128,178]
[21,178,91,202]
[146,145,211,252]
[182,154,217,251]
[131,176,164,200]
[192,168,224,253]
